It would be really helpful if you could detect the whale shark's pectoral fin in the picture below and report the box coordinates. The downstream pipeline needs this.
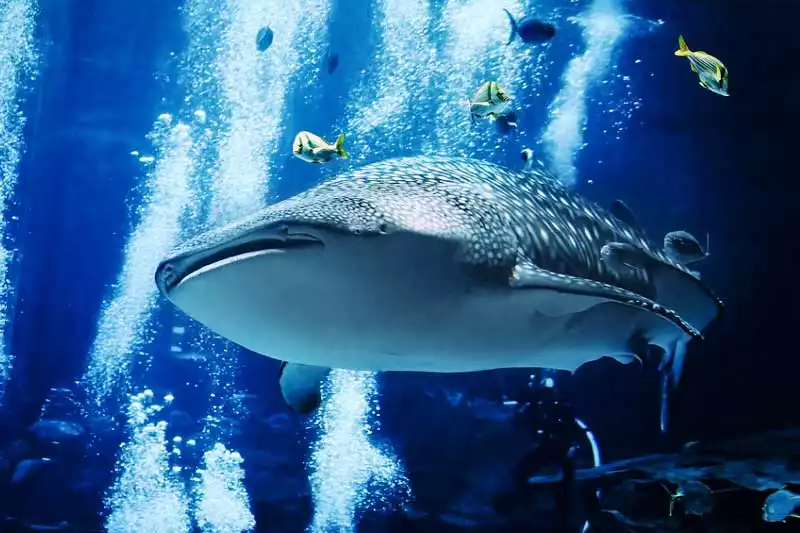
[278,361,330,415]
[510,261,702,340]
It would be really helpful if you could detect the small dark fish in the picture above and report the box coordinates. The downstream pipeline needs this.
[664,230,709,265]
[504,9,556,45]
[264,412,293,430]
[600,242,648,273]
[494,111,518,134]
[667,481,714,517]
[23,521,70,532]
[325,50,339,74]
[256,26,274,52]
[763,489,800,522]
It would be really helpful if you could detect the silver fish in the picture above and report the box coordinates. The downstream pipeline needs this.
[664,230,709,266]
[675,35,729,97]
[155,156,722,412]
[468,81,512,123]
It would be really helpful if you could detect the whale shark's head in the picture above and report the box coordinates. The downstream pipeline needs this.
[156,159,508,370]
[155,212,472,366]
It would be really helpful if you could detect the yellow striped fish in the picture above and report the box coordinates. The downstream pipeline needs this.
[467,81,512,123]
[674,35,729,96]
[292,131,348,164]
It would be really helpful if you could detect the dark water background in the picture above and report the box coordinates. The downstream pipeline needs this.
[0,0,798,530]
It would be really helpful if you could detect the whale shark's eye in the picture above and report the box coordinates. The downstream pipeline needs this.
[162,264,175,279]
[378,223,389,235]
[160,264,177,286]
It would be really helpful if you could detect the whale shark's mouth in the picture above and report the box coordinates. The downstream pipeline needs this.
[155,223,482,370]
[156,230,325,296]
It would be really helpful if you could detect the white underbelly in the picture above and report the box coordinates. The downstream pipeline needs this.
[259,287,646,373]
[171,229,661,374]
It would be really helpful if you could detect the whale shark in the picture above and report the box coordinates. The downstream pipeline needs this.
[155,156,722,418]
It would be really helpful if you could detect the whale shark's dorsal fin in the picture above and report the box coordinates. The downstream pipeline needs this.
[610,199,641,230]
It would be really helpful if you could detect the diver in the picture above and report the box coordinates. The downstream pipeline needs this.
[497,372,600,532]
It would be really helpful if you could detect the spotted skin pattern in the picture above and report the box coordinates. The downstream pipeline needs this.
[161,156,721,337]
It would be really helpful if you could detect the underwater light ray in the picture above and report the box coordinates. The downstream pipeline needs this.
[309,371,409,532]
[184,1,331,531]
[210,0,288,224]
[190,338,256,533]
[302,1,564,525]
[430,0,585,158]
[105,390,192,533]
[430,0,530,157]
[209,0,331,225]
[0,0,37,401]
[309,3,420,529]
[192,443,255,533]
[81,118,196,409]
[91,6,226,530]
[541,0,630,186]
[342,0,436,162]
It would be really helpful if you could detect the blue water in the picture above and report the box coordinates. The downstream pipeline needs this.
[0,0,797,531]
